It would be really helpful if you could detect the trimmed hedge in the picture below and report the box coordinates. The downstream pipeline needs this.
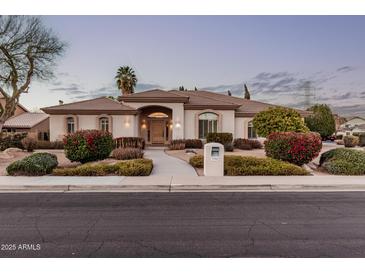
[169,139,185,150]
[0,132,27,151]
[233,138,263,150]
[111,148,144,160]
[343,135,359,147]
[53,159,153,176]
[206,132,233,145]
[189,155,308,176]
[7,152,58,176]
[64,130,114,163]
[168,139,203,150]
[189,155,204,168]
[114,137,145,149]
[319,148,365,175]
[265,132,322,166]
[185,139,203,149]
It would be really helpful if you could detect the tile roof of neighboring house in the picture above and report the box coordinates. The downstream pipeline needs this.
[41,97,138,115]
[3,112,49,129]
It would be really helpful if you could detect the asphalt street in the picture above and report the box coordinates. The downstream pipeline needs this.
[1,192,365,257]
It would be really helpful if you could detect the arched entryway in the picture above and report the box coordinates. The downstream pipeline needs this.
[139,106,172,145]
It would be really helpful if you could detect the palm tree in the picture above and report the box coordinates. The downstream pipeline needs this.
[115,66,137,95]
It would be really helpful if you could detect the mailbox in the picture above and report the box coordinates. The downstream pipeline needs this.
[204,142,224,176]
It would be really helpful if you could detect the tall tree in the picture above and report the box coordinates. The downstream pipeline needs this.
[305,104,336,138]
[227,90,232,96]
[244,84,251,100]
[115,66,137,95]
[194,86,198,91]
[178,85,185,91]
[0,16,65,131]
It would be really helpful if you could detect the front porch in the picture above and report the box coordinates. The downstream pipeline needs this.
[138,106,173,146]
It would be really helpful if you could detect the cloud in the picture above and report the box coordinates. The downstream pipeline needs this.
[50,83,88,96]
[337,66,355,73]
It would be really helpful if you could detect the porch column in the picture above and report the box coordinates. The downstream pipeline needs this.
[172,104,184,140]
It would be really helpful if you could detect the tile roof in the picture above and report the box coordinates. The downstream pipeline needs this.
[119,89,190,103]
[41,97,137,115]
[4,112,49,129]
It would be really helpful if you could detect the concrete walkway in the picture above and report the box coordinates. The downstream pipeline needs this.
[144,148,197,176]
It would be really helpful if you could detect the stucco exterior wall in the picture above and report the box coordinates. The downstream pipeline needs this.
[49,115,66,141]
[112,115,136,138]
[49,114,138,141]
[342,118,365,127]
[184,109,236,139]
[123,102,185,139]
[234,117,253,139]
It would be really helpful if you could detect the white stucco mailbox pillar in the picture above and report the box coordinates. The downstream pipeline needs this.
[204,142,224,176]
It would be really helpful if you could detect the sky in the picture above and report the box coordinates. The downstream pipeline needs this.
[20,16,365,116]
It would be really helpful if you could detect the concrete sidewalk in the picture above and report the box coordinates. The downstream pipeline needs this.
[0,175,365,192]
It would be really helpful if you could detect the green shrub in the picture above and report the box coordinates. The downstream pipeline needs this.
[184,139,203,149]
[111,148,144,160]
[7,152,58,176]
[206,132,233,145]
[224,156,309,176]
[319,148,365,175]
[21,136,37,152]
[114,137,145,149]
[188,155,308,175]
[189,155,204,168]
[233,138,263,150]
[253,107,309,137]
[35,140,64,149]
[53,159,153,176]
[63,130,114,163]
[169,139,185,150]
[0,132,27,151]
[305,104,336,138]
[264,132,322,166]
[343,135,359,147]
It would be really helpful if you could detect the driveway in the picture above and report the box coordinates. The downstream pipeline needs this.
[144,148,197,176]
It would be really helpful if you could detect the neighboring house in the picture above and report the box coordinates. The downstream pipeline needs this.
[3,113,50,140]
[42,89,311,144]
[337,116,365,136]
[1,95,50,140]
[0,94,29,117]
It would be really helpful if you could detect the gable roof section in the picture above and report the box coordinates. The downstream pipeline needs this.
[4,112,49,129]
[119,89,190,103]
[41,97,137,115]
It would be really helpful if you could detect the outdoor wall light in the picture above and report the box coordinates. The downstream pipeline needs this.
[125,121,130,128]
[175,122,181,128]
[141,123,147,129]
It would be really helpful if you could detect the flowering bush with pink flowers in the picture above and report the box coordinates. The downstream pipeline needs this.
[64,130,114,163]
[264,132,322,166]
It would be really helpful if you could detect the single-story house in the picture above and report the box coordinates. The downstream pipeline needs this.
[336,116,365,136]
[41,89,311,144]
[1,94,50,140]
[3,112,50,140]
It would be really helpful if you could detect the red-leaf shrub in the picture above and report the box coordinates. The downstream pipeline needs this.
[64,130,114,163]
[264,132,322,166]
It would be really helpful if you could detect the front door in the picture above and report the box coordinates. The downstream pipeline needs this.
[151,120,165,144]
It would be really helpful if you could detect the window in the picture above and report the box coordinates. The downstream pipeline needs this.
[99,117,109,132]
[66,117,75,133]
[248,121,257,139]
[199,112,218,139]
